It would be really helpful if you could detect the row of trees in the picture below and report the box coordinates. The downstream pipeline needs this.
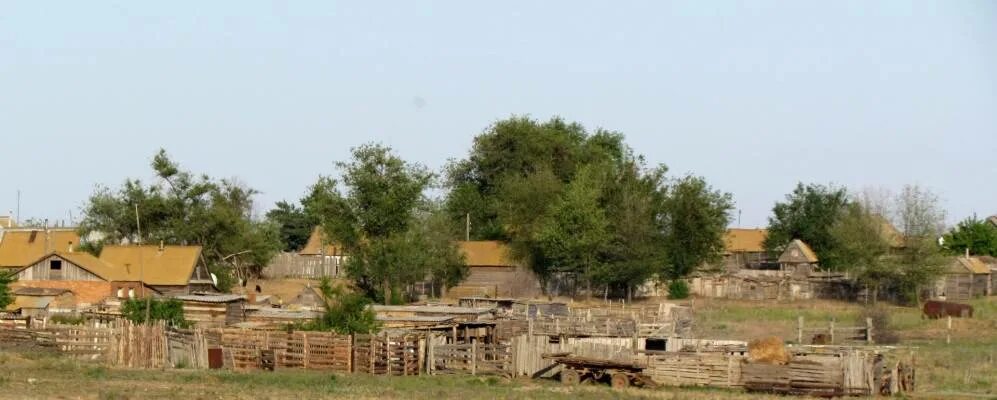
[762,183,983,304]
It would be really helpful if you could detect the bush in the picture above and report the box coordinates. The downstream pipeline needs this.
[49,314,85,325]
[667,280,690,299]
[858,305,900,344]
[298,277,380,334]
[121,298,190,328]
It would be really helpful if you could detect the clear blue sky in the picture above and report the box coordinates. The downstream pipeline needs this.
[2,1,995,228]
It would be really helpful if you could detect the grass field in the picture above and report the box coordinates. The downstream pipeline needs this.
[0,297,993,399]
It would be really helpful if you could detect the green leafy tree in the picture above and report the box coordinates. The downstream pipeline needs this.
[78,149,282,291]
[828,203,894,302]
[310,144,454,303]
[892,184,946,304]
[764,183,850,269]
[660,175,734,279]
[534,166,611,296]
[265,200,319,252]
[301,278,380,334]
[121,298,189,327]
[594,160,667,300]
[0,272,14,311]
[943,216,997,257]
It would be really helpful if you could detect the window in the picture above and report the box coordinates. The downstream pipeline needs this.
[50,260,63,270]
[128,288,135,299]
[645,338,667,351]
[117,288,125,298]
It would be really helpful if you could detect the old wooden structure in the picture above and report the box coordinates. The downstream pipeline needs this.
[938,256,992,300]
[448,241,542,299]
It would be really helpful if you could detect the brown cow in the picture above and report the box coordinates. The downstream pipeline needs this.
[922,300,973,319]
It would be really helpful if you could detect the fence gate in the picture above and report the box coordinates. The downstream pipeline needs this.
[353,334,421,376]
[430,341,512,377]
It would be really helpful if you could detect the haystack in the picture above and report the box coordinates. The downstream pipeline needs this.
[747,336,790,365]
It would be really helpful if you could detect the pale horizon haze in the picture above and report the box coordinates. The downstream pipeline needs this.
[2,1,995,228]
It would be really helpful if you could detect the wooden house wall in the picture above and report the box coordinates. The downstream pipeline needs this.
[972,274,990,297]
[15,256,104,281]
[944,273,973,301]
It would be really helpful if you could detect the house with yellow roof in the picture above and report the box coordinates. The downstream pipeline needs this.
[5,244,215,315]
[721,228,774,270]
[0,228,81,270]
[448,241,541,299]
[938,256,992,301]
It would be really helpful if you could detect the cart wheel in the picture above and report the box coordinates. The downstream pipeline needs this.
[561,368,581,386]
[610,373,630,389]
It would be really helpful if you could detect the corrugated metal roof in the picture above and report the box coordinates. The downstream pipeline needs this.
[5,295,53,311]
[13,287,70,296]
[174,294,246,303]
[371,305,494,314]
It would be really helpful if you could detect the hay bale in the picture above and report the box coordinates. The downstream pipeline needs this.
[748,336,790,365]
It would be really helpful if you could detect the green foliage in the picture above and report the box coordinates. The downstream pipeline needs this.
[120,298,189,328]
[660,175,734,279]
[49,314,85,325]
[667,280,690,299]
[78,149,282,288]
[0,272,14,311]
[444,116,732,297]
[209,264,237,293]
[534,166,610,293]
[265,200,320,252]
[309,144,458,303]
[892,185,947,304]
[829,203,894,301]
[943,216,997,257]
[299,278,380,334]
[764,183,850,269]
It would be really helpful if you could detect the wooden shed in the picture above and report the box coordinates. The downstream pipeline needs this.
[778,239,819,277]
[940,256,991,300]
[174,294,247,327]
[449,241,541,299]
[722,229,774,270]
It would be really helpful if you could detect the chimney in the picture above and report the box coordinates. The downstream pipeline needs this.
[68,242,74,252]
[966,248,970,258]
[5,210,10,228]
[159,240,164,252]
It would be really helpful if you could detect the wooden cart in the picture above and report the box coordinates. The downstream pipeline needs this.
[542,353,654,389]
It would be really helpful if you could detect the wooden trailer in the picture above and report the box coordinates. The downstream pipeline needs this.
[542,353,654,389]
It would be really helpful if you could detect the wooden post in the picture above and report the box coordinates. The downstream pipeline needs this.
[829,319,835,344]
[797,316,803,344]
[471,341,477,376]
[427,334,434,375]
[946,316,952,344]
[866,317,874,344]
[527,318,534,343]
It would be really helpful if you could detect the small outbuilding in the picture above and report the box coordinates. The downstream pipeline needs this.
[940,256,991,301]
[778,239,819,277]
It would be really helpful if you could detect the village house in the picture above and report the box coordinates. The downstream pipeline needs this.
[778,239,820,277]
[448,241,542,299]
[299,227,346,260]
[0,228,81,270]
[8,250,121,309]
[721,228,773,271]
[937,256,991,301]
[98,244,215,296]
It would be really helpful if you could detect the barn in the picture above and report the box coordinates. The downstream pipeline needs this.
[940,256,991,301]
[448,241,541,299]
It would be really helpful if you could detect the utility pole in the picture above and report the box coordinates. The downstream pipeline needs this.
[135,204,150,324]
[465,213,470,241]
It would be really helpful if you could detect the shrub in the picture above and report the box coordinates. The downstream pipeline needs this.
[667,280,690,299]
[298,277,380,334]
[49,314,85,325]
[121,298,190,328]
[858,305,900,344]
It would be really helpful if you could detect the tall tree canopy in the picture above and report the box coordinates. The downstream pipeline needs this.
[764,183,850,269]
[828,202,893,302]
[445,116,732,296]
[943,216,997,257]
[660,175,734,279]
[78,149,281,291]
[309,144,465,303]
[265,200,318,252]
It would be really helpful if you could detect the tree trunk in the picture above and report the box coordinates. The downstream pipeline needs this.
[627,285,633,303]
[382,280,392,304]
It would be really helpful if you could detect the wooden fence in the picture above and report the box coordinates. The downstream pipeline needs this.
[167,328,212,369]
[109,321,168,368]
[353,334,421,376]
[641,351,745,388]
[797,316,873,344]
[263,253,342,279]
[218,328,352,372]
[429,340,513,376]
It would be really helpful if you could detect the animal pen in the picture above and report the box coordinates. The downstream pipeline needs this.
[0,301,916,397]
